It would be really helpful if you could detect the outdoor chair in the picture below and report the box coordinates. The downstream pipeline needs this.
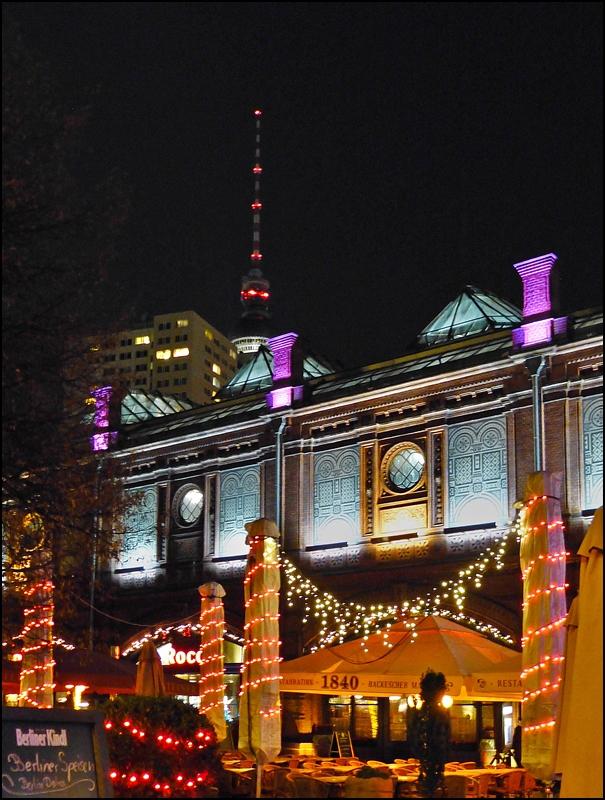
[260,765,276,796]
[444,773,481,798]
[343,775,396,798]
[272,767,292,798]
[487,770,524,798]
[229,770,255,799]
[394,778,420,798]
[517,771,536,798]
[474,773,492,798]
[286,773,330,798]
[460,762,478,769]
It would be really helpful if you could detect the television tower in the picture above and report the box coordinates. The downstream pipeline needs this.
[230,110,274,363]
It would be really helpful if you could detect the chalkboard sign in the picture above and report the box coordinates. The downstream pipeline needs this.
[330,729,355,758]
[2,707,112,798]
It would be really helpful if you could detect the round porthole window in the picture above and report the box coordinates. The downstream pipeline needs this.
[172,484,204,527]
[382,443,426,493]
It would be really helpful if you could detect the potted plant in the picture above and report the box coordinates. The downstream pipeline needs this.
[343,765,394,798]
[408,670,451,798]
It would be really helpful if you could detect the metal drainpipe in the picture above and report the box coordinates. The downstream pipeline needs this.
[527,355,547,472]
[275,416,287,535]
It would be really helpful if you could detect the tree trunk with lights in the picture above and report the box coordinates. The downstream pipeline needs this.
[17,518,54,708]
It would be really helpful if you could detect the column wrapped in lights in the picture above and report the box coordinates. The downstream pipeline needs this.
[198,582,226,743]
[18,514,55,708]
[238,518,282,777]
[519,472,567,781]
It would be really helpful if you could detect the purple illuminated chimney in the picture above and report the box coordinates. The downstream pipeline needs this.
[266,333,305,409]
[90,386,118,451]
[512,253,567,348]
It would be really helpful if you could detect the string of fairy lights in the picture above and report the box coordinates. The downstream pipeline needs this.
[518,492,568,734]
[104,717,215,794]
[17,578,56,707]
[239,536,282,717]
[283,522,518,649]
[198,601,225,718]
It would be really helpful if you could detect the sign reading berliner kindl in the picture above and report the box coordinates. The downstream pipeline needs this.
[2,708,112,798]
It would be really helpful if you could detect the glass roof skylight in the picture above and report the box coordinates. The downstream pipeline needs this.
[218,344,336,399]
[416,286,522,347]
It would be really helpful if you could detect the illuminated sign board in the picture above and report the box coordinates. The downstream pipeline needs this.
[2,707,112,798]
[158,646,203,667]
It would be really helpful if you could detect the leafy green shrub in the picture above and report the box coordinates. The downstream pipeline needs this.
[101,695,223,797]
[354,766,391,780]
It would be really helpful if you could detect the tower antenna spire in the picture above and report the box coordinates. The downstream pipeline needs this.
[251,109,263,265]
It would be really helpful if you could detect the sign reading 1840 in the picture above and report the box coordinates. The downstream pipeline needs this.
[2,708,112,798]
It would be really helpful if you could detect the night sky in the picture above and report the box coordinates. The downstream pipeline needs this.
[6,2,603,369]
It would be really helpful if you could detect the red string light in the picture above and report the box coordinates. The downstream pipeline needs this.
[105,717,215,795]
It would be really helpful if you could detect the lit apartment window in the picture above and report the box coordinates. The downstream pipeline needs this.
[156,350,171,360]
[205,329,213,340]
[229,350,237,360]
[212,364,221,375]
[134,335,151,345]
[173,347,190,358]
[176,319,189,328]
[212,377,221,389]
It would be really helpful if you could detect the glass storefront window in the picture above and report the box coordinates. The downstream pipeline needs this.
[224,674,240,722]
[389,697,408,741]
[354,697,379,739]
[329,696,351,731]
[502,704,514,747]
[449,704,477,743]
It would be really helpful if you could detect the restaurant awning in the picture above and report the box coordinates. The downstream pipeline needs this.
[281,616,522,702]
[3,648,199,697]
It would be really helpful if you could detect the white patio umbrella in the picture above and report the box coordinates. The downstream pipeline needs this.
[136,639,166,696]
[552,506,602,798]
[281,615,521,702]
[238,518,282,797]
[518,471,567,781]
[198,582,227,742]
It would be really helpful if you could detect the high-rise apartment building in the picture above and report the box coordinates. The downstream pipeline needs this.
[98,311,238,405]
